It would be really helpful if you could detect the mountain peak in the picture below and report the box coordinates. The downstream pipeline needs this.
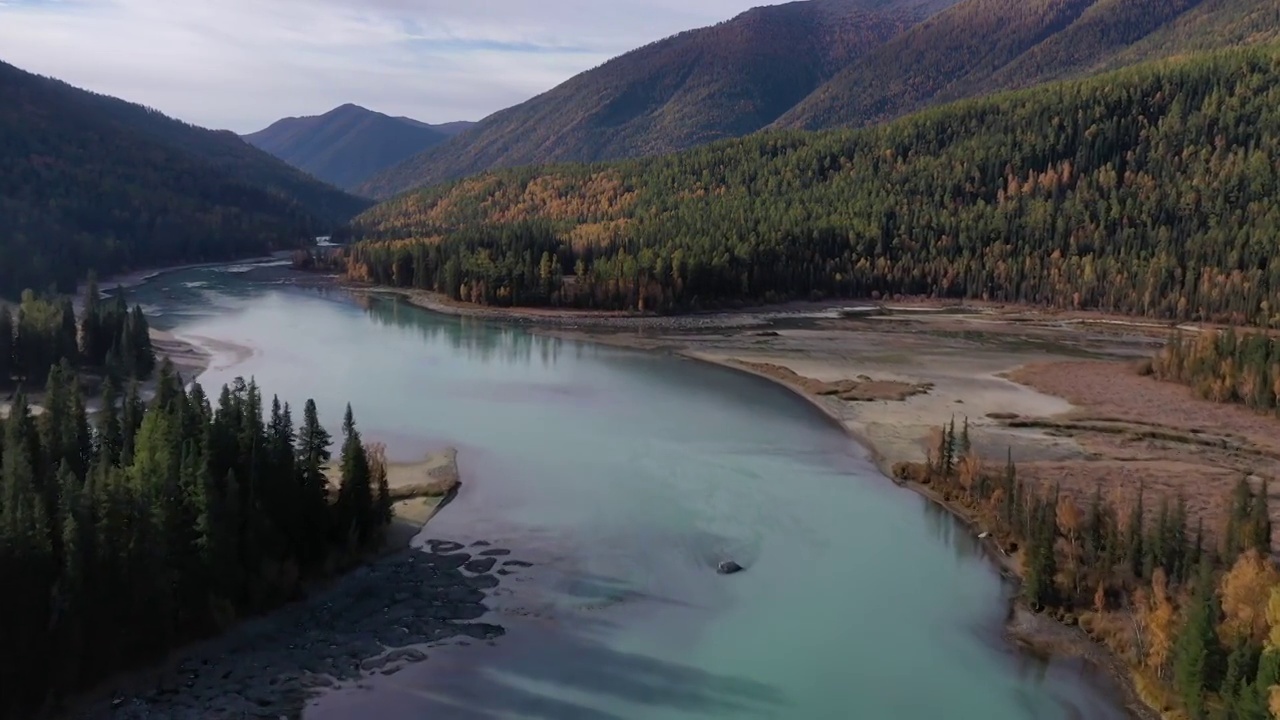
[243,105,474,192]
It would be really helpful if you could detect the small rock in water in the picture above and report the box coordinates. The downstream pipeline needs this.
[717,560,744,575]
[463,557,497,574]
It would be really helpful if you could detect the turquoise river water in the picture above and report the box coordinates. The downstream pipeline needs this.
[129,262,1129,720]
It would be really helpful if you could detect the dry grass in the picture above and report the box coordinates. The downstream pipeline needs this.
[1006,360,1280,548]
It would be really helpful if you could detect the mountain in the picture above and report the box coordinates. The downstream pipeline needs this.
[346,46,1280,325]
[774,0,1280,130]
[0,60,370,296]
[358,0,959,199]
[244,105,474,192]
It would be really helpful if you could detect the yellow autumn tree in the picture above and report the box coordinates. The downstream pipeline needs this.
[1220,550,1280,646]
[1057,494,1084,597]
[1143,568,1178,678]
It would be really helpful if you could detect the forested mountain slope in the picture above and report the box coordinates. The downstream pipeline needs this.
[244,105,470,192]
[358,0,957,198]
[346,46,1280,325]
[0,60,370,297]
[775,0,1280,130]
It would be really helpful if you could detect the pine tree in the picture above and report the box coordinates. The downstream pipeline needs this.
[1086,483,1105,566]
[295,399,332,564]
[1226,477,1252,564]
[97,376,123,466]
[80,274,102,366]
[335,404,373,548]
[1001,448,1016,530]
[1250,478,1271,556]
[0,305,13,384]
[1174,564,1222,719]
[129,305,154,378]
[943,417,956,479]
[120,381,144,466]
[1128,483,1146,580]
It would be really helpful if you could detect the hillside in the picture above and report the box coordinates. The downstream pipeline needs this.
[346,46,1280,326]
[244,105,473,192]
[358,0,957,198]
[775,0,1280,130]
[0,60,370,297]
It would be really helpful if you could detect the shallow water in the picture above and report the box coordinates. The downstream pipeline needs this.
[130,264,1128,720]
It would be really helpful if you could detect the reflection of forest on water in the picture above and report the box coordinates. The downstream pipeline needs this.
[360,295,575,367]
[920,495,1111,710]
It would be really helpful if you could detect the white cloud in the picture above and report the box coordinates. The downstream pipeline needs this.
[0,0,789,132]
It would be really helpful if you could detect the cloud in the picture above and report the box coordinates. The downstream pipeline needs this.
[0,0,789,132]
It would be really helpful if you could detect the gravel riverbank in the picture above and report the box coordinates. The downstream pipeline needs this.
[67,540,525,720]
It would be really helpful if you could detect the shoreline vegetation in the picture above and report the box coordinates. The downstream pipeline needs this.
[0,279,468,720]
[377,285,1280,720]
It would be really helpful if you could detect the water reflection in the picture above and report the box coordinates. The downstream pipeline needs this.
[360,295,566,368]
[920,496,985,564]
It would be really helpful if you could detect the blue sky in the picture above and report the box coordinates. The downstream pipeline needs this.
[0,0,789,133]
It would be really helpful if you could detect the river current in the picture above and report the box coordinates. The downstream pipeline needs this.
[129,262,1127,720]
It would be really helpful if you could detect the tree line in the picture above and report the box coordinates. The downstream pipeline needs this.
[1154,328,1280,413]
[1,278,154,388]
[0,327,391,717]
[341,47,1280,325]
[912,418,1279,719]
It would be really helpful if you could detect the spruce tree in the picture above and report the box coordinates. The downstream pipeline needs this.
[943,417,956,479]
[97,376,123,466]
[1249,478,1271,555]
[1086,483,1105,566]
[80,274,102,366]
[1174,564,1222,719]
[0,305,13,384]
[336,404,373,547]
[296,399,332,562]
[1226,477,1252,564]
[1128,483,1145,580]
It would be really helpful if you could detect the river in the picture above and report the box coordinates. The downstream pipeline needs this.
[128,262,1127,720]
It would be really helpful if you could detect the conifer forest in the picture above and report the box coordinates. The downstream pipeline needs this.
[0,284,391,715]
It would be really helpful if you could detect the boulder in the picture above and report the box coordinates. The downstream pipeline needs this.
[717,560,744,575]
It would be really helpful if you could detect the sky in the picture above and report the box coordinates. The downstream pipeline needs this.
[0,0,789,133]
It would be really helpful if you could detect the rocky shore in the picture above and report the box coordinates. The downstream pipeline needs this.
[69,539,527,720]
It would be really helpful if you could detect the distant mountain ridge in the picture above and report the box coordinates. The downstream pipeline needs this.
[0,59,369,296]
[360,0,1278,199]
[359,0,959,199]
[772,0,1280,129]
[244,105,474,193]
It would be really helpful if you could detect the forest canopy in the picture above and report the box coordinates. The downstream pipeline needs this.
[345,46,1280,326]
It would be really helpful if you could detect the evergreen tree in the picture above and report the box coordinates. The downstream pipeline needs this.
[0,306,12,384]
[295,399,332,564]
[97,376,123,466]
[1128,483,1146,580]
[335,404,374,547]
[80,274,102,366]
[1174,564,1222,719]
[1250,479,1271,556]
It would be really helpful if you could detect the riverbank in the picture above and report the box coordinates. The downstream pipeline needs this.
[86,255,285,294]
[62,447,533,720]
